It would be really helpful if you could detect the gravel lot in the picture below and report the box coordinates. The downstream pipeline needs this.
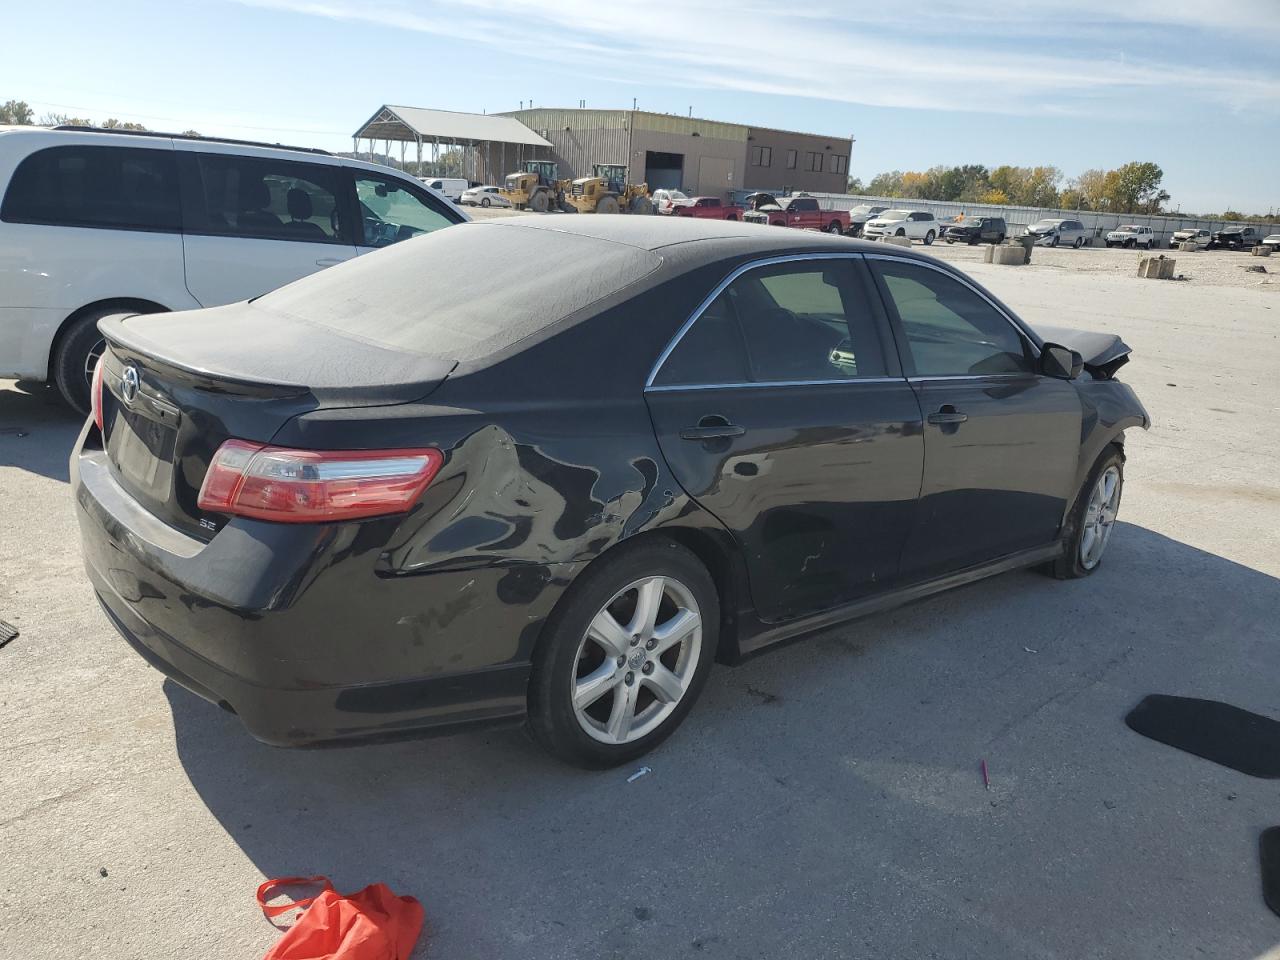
[2,228,1279,959]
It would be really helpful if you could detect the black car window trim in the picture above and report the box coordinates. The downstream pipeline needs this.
[863,252,1044,379]
[645,253,904,391]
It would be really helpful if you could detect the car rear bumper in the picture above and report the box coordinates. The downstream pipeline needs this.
[72,440,573,746]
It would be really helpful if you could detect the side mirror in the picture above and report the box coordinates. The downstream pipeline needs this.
[1041,342,1084,380]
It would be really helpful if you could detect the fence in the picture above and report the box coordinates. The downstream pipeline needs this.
[729,190,1279,246]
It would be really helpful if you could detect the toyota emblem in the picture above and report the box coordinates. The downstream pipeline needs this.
[120,364,140,405]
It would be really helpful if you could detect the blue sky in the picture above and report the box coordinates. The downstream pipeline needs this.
[5,0,1278,212]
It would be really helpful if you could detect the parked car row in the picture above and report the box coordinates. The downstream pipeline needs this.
[0,126,467,410]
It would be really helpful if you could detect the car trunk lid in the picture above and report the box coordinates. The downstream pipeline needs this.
[96,304,456,540]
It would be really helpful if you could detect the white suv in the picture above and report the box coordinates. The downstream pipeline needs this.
[0,126,467,411]
[1105,224,1155,249]
[862,209,941,245]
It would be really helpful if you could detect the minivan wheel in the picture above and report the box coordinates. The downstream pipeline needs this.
[528,540,718,768]
[923,230,935,245]
[52,306,158,415]
[1073,237,1083,249]
[1045,447,1125,580]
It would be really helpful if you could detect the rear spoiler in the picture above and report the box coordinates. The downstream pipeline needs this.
[1035,324,1132,379]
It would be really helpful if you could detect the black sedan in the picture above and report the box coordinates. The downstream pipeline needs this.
[73,217,1149,767]
[943,216,1007,244]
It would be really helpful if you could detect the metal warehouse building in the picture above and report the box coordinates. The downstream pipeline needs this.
[498,108,852,197]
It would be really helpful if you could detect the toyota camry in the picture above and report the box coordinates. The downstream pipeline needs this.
[73,217,1148,767]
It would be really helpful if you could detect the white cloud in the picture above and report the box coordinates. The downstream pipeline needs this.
[233,0,1280,116]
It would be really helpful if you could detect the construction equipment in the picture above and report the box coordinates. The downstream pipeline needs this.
[563,164,653,215]
[498,160,570,212]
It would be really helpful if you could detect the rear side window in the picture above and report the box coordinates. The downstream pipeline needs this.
[1,145,180,232]
[187,153,347,244]
[654,260,889,386]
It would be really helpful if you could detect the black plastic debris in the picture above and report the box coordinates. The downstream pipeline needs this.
[1125,694,1280,779]
[0,620,17,649]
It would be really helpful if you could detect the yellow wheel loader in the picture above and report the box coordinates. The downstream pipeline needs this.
[498,161,570,212]
[563,164,653,215]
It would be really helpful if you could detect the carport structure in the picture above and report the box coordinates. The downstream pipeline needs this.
[352,105,553,184]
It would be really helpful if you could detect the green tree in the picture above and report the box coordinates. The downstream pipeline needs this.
[101,118,148,131]
[1058,188,1083,210]
[1074,169,1109,210]
[1104,162,1169,214]
[979,188,1011,205]
[1020,166,1062,207]
[866,170,905,198]
[40,111,93,126]
[1,99,34,124]
[846,176,865,194]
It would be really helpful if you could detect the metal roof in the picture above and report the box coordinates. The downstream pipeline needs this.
[353,105,551,147]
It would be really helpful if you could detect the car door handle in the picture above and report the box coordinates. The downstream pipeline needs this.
[315,257,345,267]
[680,423,745,441]
[927,405,968,425]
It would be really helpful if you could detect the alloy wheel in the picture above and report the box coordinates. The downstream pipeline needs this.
[83,337,106,387]
[1080,465,1121,570]
[571,576,702,745]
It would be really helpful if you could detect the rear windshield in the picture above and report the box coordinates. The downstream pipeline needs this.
[254,222,662,360]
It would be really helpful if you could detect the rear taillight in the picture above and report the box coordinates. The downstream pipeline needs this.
[90,357,105,432]
[197,439,443,524]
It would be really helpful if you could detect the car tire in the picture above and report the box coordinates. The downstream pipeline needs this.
[1044,446,1125,580]
[827,221,842,234]
[895,228,906,237]
[1073,237,1083,249]
[481,197,490,207]
[527,539,719,768]
[923,230,935,245]
[1050,235,1060,247]
[994,234,1005,244]
[52,305,159,415]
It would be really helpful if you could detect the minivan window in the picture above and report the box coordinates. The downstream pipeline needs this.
[1,145,181,232]
[354,174,456,247]
[188,154,346,244]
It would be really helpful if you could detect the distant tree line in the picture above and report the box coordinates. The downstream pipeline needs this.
[2,98,200,137]
[848,160,1272,221]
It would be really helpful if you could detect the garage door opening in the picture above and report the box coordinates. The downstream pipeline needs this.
[644,151,684,192]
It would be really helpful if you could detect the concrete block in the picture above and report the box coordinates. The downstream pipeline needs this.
[879,236,912,247]
[992,245,1027,265]
[983,244,996,263]
[1252,245,1272,257]
[1138,256,1177,279]
[1179,241,1199,252]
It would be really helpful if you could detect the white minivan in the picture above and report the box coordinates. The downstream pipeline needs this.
[420,177,468,201]
[0,126,467,411]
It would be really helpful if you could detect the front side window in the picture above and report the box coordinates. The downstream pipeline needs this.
[1,145,180,232]
[872,260,1031,378]
[654,261,889,386]
[190,154,345,244]
[354,174,456,247]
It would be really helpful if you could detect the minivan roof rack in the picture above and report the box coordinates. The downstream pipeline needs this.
[51,125,332,156]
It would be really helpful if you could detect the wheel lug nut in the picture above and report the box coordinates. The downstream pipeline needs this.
[625,672,635,685]
[642,662,654,675]
[630,636,640,646]
[645,639,656,651]
[616,656,625,667]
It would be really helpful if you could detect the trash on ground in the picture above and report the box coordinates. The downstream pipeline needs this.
[258,875,424,960]
[980,759,990,790]
[0,620,18,649]
[627,766,652,783]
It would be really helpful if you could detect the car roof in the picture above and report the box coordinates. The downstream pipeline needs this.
[482,214,910,261]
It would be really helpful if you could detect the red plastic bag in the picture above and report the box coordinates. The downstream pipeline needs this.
[257,876,424,960]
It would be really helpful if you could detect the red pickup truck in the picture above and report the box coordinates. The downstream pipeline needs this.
[671,196,744,220]
[742,193,851,234]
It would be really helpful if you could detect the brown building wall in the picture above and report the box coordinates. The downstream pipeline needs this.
[743,128,851,194]
[496,108,850,198]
